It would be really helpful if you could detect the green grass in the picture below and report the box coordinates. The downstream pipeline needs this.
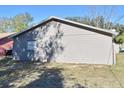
[0,54,124,88]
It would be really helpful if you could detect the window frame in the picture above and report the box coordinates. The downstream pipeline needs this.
[27,40,37,50]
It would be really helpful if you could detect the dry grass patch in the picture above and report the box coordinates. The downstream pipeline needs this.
[0,53,124,88]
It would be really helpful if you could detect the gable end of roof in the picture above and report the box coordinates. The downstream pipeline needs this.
[10,16,114,38]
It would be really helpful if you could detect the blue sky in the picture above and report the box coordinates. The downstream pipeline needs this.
[0,5,124,24]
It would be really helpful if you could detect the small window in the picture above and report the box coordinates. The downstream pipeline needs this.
[27,41,36,50]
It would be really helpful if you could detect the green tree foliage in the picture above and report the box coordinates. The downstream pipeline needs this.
[0,17,12,32]
[12,13,33,32]
[114,34,124,44]
[0,13,33,32]
[114,24,124,44]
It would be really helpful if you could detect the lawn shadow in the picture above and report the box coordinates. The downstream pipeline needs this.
[0,57,14,66]
[23,67,64,88]
[0,57,46,88]
[0,57,19,87]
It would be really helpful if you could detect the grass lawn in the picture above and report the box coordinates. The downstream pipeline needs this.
[0,53,124,88]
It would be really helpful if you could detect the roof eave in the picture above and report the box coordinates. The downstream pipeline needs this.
[10,16,114,38]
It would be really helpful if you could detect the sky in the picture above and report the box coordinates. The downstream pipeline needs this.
[0,5,124,24]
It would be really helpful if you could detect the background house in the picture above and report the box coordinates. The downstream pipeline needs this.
[12,16,117,65]
[0,32,16,56]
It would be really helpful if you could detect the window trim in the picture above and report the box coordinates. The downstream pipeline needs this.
[27,40,37,50]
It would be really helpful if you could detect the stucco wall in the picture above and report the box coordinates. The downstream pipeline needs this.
[13,21,114,65]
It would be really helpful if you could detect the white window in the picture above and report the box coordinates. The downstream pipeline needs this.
[27,41,36,50]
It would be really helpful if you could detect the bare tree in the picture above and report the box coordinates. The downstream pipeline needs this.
[87,5,119,29]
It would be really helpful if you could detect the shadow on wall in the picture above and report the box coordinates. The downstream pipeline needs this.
[23,67,64,88]
[33,22,64,62]
[13,22,64,62]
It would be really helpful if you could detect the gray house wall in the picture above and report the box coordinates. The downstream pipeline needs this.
[13,20,114,65]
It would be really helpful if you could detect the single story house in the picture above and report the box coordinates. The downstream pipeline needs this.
[11,16,117,65]
[0,32,16,56]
